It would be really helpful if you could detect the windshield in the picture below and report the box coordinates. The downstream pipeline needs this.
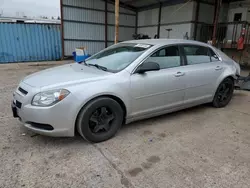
[86,43,152,72]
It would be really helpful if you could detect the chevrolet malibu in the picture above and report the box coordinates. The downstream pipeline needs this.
[12,39,240,142]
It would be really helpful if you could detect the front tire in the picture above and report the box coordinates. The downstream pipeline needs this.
[212,78,234,108]
[76,97,123,143]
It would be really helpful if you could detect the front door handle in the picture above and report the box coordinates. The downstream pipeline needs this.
[215,66,223,70]
[174,72,185,77]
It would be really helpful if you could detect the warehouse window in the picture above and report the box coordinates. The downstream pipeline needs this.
[234,13,242,21]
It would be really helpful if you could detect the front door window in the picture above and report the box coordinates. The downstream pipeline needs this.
[145,46,181,69]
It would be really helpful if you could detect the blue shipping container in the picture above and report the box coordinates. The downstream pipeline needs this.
[0,23,62,63]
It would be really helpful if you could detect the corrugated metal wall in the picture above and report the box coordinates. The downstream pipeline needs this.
[198,3,214,24]
[0,23,62,63]
[160,2,195,39]
[161,2,195,24]
[137,8,159,38]
[62,0,105,56]
[137,26,158,39]
[137,2,195,39]
[137,1,195,39]
[62,0,136,56]
[160,24,193,39]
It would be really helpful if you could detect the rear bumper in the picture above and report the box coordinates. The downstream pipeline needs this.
[235,73,250,91]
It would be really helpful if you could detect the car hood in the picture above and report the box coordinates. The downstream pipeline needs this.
[23,63,111,87]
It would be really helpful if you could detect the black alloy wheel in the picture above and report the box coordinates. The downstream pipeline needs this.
[76,97,123,143]
[213,78,234,108]
[89,107,114,134]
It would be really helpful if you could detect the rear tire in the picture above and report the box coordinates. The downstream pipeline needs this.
[212,78,234,108]
[76,97,123,143]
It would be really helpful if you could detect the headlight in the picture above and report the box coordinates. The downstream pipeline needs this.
[32,89,70,106]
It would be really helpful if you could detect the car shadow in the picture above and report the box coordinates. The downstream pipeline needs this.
[25,130,87,146]
[28,103,214,145]
[121,103,212,132]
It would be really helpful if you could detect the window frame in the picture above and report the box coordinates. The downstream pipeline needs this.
[209,48,220,62]
[132,44,185,74]
[234,13,242,22]
[180,44,221,66]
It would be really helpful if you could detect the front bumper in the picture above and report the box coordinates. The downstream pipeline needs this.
[12,83,77,137]
[12,101,75,137]
[11,103,19,118]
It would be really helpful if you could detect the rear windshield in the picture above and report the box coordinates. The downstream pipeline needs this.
[86,43,152,72]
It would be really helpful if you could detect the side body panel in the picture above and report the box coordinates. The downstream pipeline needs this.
[182,61,225,105]
[129,67,185,118]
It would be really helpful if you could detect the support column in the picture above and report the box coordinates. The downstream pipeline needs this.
[135,11,138,35]
[157,3,162,38]
[115,0,119,44]
[105,0,108,47]
[193,0,200,40]
[212,0,222,46]
[60,0,65,59]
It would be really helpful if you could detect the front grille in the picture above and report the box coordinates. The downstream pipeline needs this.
[29,122,54,131]
[15,100,22,109]
[18,87,28,95]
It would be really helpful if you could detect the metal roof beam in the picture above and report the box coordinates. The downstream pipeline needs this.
[121,0,148,5]
[106,0,137,11]
[138,0,186,12]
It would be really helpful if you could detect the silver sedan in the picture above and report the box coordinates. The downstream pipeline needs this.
[12,39,241,142]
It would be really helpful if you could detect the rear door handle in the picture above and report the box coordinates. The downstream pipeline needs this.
[215,66,223,70]
[174,72,185,77]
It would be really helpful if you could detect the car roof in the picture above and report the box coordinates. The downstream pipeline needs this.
[123,39,211,47]
[122,39,232,61]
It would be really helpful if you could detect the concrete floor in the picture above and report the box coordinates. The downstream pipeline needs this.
[1,62,250,188]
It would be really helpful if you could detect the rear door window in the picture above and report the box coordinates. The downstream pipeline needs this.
[183,45,211,65]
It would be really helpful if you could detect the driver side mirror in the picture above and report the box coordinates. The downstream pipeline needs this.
[136,62,160,74]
